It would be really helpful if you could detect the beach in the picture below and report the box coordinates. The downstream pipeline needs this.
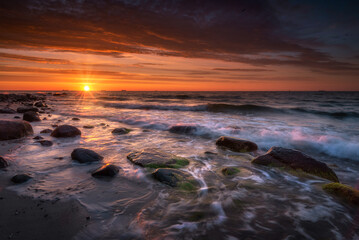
[0,91,359,239]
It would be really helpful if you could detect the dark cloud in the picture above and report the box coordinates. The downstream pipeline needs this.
[0,0,358,72]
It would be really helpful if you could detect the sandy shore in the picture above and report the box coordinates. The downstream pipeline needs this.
[0,175,90,240]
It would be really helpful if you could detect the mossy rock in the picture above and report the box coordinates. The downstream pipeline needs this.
[127,148,189,169]
[152,168,199,191]
[322,183,359,206]
[252,147,339,182]
[221,167,240,176]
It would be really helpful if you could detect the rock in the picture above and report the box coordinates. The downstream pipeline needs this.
[91,164,120,177]
[169,125,197,134]
[51,124,58,128]
[17,106,38,113]
[127,148,189,168]
[83,125,94,129]
[221,167,240,176]
[34,101,46,107]
[37,140,53,147]
[23,111,41,122]
[71,148,103,163]
[72,117,80,121]
[42,117,47,120]
[323,183,359,206]
[0,156,9,168]
[14,116,20,119]
[33,135,44,140]
[0,120,33,140]
[252,147,339,182]
[112,128,132,135]
[216,136,258,152]
[40,129,53,134]
[51,125,81,138]
[11,174,32,184]
[0,108,16,114]
[152,168,199,191]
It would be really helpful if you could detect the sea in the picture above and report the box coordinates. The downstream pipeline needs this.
[2,91,359,239]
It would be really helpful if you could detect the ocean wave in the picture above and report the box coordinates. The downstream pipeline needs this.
[290,108,359,119]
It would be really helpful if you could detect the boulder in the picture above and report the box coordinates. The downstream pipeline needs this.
[0,108,16,114]
[71,148,103,163]
[0,119,33,140]
[152,168,199,191]
[91,164,120,178]
[23,111,41,122]
[252,147,339,182]
[127,148,189,168]
[0,156,9,168]
[216,136,258,152]
[11,174,32,184]
[37,140,53,147]
[169,125,197,134]
[322,183,359,206]
[112,128,132,135]
[17,106,38,113]
[221,167,240,176]
[40,128,53,134]
[51,125,81,138]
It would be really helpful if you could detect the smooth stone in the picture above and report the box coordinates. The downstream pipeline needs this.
[17,106,38,113]
[127,148,189,168]
[252,147,339,182]
[37,140,53,147]
[91,164,120,177]
[71,148,103,163]
[11,174,32,184]
[33,135,44,140]
[322,183,359,206]
[0,156,9,168]
[40,129,53,134]
[0,119,33,140]
[0,108,16,114]
[216,136,258,152]
[152,168,199,191]
[168,125,197,134]
[23,111,41,122]
[72,117,80,121]
[112,128,131,135]
[51,125,81,138]
[83,125,94,129]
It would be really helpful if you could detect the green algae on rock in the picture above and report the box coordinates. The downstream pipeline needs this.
[127,148,189,169]
[322,183,359,206]
[151,168,199,191]
[221,167,240,176]
[252,147,339,182]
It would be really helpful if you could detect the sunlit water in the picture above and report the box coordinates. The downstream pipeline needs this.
[2,91,359,239]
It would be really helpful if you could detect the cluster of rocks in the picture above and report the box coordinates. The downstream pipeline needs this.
[0,93,45,103]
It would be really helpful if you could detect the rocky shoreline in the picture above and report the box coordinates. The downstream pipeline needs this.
[1,92,358,239]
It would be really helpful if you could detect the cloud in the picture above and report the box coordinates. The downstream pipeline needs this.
[0,0,358,73]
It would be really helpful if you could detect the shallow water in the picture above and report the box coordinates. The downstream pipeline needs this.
[2,91,359,239]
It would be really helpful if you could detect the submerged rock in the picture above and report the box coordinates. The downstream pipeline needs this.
[14,116,20,119]
[168,125,197,134]
[51,125,81,138]
[37,140,53,147]
[322,183,359,206]
[0,119,33,140]
[72,117,80,121]
[17,106,38,113]
[23,111,41,122]
[40,128,53,134]
[92,164,120,178]
[152,168,199,191]
[0,156,9,168]
[0,108,16,114]
[112,128,132,135]
[34,101,46,107]
[216,136,258,152]
[83,125,94,129]
[221,167,240,176]
[252,147,339,182]
[127,148,189,169]
[11,174,32,184]
[33,135,44,140]
[71,148,103,163]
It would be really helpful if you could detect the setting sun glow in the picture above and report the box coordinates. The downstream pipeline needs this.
[84,86,90,91]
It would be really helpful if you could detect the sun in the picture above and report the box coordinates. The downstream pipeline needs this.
[84,85,90,91]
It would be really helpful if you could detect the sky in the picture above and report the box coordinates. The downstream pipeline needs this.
[0,0,359,91]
